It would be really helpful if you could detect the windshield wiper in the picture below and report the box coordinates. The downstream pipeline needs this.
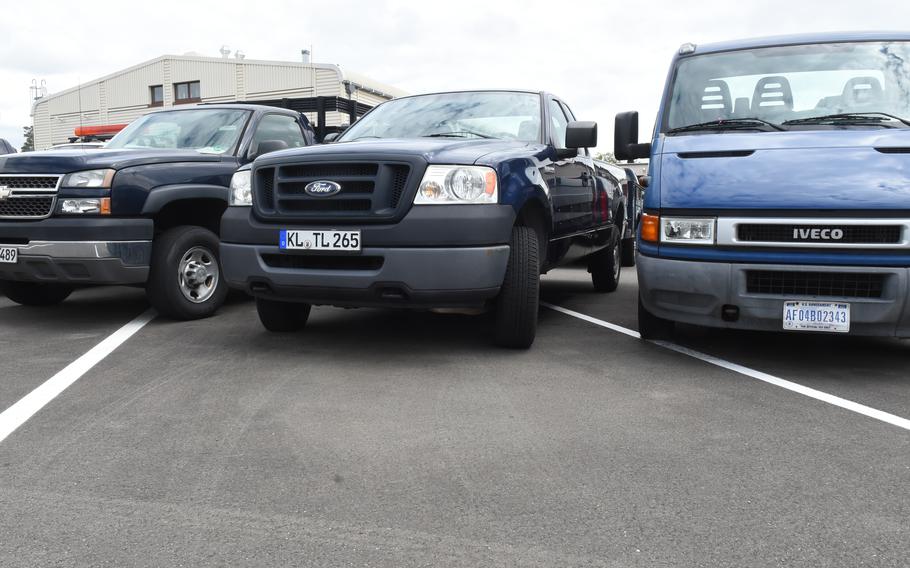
[423,130,494,139]
[350,136,383,141]
[667,118,785,134]
[782,112,910,128]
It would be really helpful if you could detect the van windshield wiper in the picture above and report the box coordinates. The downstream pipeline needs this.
[667,118,785,134]
[423,131,494,139]
[782,112,910,128]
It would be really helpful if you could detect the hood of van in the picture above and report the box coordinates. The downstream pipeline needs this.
[658,129,910,211]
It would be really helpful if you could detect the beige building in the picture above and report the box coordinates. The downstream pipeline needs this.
[31,53,406,149]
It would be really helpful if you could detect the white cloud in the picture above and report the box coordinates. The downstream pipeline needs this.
[1,0,908,151]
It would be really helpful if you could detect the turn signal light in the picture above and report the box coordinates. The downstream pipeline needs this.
[641,214,660,242]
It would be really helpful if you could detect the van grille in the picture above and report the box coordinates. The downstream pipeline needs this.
[746,270,885,299]
[252,158,421,223]
[737,224,902,244]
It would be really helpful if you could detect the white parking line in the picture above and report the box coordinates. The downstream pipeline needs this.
[542,302,910,432]
[0,309,156,444]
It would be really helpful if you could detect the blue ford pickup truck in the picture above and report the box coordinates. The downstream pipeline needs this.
[0,104,314,318]
[221,90,634,347]
[615,32,910,339]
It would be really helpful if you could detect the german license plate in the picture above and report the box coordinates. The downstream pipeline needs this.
[783,301,850,333]
[0,246,17,264]
[280,230,361,252]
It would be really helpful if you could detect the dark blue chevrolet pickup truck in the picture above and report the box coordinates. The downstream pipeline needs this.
[221,90,636,347]
[0,104,314,319]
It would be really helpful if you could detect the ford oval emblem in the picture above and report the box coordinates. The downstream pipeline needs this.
[304,180,342,197]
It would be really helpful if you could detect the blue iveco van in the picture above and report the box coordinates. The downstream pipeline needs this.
[614,32,910,339]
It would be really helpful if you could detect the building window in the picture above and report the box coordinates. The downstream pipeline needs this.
[174,81,201,104]
[149,85,163,107]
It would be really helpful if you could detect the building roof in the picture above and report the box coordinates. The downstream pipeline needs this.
[32,53,408,108]
[690,31,910,56]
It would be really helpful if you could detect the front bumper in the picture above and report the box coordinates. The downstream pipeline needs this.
[0,218,153,285]
[220,205,516,308]
[637,253,910,337]
[221,243,509,308]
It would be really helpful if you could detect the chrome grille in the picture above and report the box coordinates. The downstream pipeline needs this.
[0,175,61,219]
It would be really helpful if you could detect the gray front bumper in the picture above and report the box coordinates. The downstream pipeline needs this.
[637,253,910,337]
[0,241,151,285]
[221,243,510,308]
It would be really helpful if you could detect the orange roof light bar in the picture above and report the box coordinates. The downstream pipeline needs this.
[73,124,128,137]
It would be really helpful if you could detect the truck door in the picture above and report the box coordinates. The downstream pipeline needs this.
[543,98,596,260]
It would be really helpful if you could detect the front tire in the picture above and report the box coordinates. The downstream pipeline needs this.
[0,281,73,306]
[494,226,539,349]
[638,295,675,340]
[256,298,311,332]
[146,226,228,320]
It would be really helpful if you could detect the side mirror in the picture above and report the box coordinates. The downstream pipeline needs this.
[614,111,651,161]
[565,121,597,149]
[250,139,289,160]
[323,132,341,143]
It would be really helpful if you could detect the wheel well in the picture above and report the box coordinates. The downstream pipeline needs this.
[515,200,549,268]
[153,198,226,236]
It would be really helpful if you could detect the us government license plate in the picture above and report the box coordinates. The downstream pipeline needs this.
[280,230,361,252]
[0,246,17,264]
[783,301,850,333]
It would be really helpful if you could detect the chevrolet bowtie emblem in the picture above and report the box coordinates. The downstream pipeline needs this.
[0,186,10,201]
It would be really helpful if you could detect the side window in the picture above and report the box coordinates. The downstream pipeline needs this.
[251,114,307,154]
[548,98,570,149]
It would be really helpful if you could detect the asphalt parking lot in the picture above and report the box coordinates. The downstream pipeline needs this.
[0,268,907,567]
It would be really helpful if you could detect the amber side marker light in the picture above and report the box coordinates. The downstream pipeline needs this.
[99,198,111,215]
[641,213,660,242]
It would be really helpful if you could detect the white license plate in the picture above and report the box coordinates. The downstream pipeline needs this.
[783,301,850,333]
[0,246,17,264]
[279,230,361,252]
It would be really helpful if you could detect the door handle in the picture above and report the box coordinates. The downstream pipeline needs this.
[543,166,555,174]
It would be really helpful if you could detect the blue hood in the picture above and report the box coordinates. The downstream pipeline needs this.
[658,129,910,211]
[258,138,535,166]
[0,148,224,174]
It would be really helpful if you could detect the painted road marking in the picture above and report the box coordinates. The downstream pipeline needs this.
[541,302,910,432]
[0,310,155,443]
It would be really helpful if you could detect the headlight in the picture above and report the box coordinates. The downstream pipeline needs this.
[61,169,115,188]
[661,217,716,245]
[230,170,252,206]
[414,165,498,205]
[58,198,111,215]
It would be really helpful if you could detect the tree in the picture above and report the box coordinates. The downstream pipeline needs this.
[594,151,618,164]
[21,126,34,152]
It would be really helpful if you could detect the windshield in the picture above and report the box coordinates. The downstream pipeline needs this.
[340,91,541,142]
[106,109,250,153]
[665,41,910,132]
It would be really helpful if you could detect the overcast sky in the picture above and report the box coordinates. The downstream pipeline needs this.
[1,0,907,151]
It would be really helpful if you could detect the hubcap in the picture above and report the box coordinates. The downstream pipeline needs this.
[178,246,219,304]
[613,238,621,280]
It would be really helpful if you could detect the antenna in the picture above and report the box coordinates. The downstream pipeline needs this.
[77,78,84,145]
[219,45,231,58]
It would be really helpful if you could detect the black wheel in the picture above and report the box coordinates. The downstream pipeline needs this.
[621,237,636,267]
[638,295,675,340]
[146,226,228,320]
[256,298,311,332]
[494,226,539,349]
[590,230,622,293]
[0,281,73,306]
